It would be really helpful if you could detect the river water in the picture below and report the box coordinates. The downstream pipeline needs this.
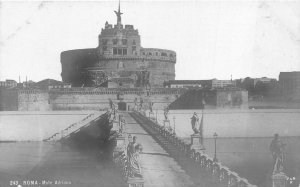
[0,111,123,187]
[0,110,299,186]
[0,141,124,187]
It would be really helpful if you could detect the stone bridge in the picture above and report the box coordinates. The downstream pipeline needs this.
[42,110,289,187]
[113,111,258,187]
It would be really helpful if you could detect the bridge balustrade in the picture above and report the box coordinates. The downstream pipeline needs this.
[113,151,129,181]
[170,134,176,144]
[194,152,201,164]
[200,155,207,167]
[237,179,248,187]
[175,137,181,147]
[205,158,214,173]
[44,112,107,142]
[228,173,239,187]
[212,162,221,177]
[184,144,191,155]
[190,149,196,160]
[219,168,229,184]
[136,111,258,187]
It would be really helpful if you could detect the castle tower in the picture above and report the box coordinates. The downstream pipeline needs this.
[61,1,176,88]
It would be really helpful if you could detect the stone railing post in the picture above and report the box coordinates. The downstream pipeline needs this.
[219,168,228,183]
[127,177,145,187]
[228,173,238,187]
[212,162,221,177]
[113,135,126,157]
[163,119,170,129]
[190,133,205,154]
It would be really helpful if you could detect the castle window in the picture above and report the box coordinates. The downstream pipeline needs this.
[118,48,122,55]
[149,52,152,56]
[156,52,158,56]
[113,48,117,55]
[142,52,145,55]
[132,46,136,51]
[113,38,118,45]
[161,52,167,57]
[102,39,108,45]
[123,49,127,55]
[122,39,127,45]
[169,53,174,57]
[103,46,107,51]
[133,40,136,45]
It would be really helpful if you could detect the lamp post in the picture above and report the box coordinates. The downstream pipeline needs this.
[213,132,218,162]
[173,116,176,135]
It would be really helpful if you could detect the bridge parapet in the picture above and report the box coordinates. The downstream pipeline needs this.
[112,110,145,187]
[135,111,257,187]
[43,111,104,141]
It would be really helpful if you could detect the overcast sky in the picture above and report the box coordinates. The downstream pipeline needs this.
[0,0,299,82]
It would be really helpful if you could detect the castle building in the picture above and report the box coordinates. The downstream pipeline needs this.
[61,2,176,88]
[164,79,236,89]
[0,79,17,88]
[211,79,236,88]
[279,71,300,100]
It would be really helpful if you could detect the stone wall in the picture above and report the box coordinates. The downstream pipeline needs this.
[18,90,50,111]
[50,88,180,111]
[1,88,248,111]
[0,89,50,111]
[216,90,248,109]
[0,89,18,111]
[0,88,182,111]
[61,49,176,87]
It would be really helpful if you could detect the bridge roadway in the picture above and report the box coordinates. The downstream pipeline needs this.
[123,112,223,187]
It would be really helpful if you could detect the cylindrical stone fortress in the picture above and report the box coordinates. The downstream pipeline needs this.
[61,8,176,88]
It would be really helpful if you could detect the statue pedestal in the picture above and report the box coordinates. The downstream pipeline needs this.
[163,120,170,128]
[149,112,155,120]
[190,134,205,153]
[272,173,288,187]
[113,135,126,156]
[112,121,119,132]
[127,177,145,187]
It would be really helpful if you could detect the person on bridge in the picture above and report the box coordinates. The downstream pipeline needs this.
[127,136,143,178]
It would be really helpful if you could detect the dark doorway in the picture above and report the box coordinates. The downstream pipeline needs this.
[118,102,126,111]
